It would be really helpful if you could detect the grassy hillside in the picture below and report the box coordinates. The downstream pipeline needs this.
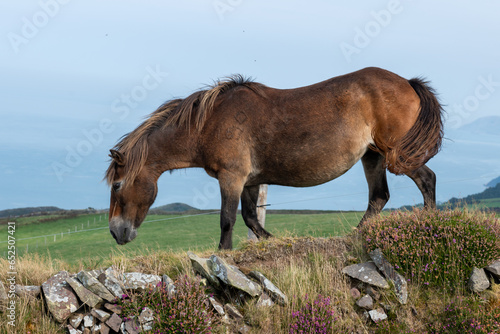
[0,211,362,266]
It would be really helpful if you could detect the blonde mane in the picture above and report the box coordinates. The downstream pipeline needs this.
[105,75,265,185]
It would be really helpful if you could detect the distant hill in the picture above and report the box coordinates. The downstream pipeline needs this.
[447,183,500,207]
[459,116,500,136]
[486,176,500,188]
[0,206,63,218]
[149,203,199,214]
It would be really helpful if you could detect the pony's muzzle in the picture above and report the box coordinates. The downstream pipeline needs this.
[109,219,137,245]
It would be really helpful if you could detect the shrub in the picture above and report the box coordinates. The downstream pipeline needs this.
[120,275,218,334]
[362,209,500,290]
[289,294,338,333]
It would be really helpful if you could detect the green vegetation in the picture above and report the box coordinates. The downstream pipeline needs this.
[0,211,362,264]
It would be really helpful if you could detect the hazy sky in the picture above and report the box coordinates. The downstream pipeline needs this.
[1,0,499,211]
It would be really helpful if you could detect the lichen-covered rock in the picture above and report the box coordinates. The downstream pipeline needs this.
[249,271,288,305]
[66,325,82,334]
[187,251,220,288]
[138,307,154,324]
[66,277,103,308]
[69,313,84,329]
[15,285,41,299]
[91,308,110,322]
[98,267,125,299]
[209,296,225,315]
[209,255,262,297]
[369,308,388,322]
[342,262,389,289]
[121,272,162,291]
[369,248,408,304]
[77,271,115,302]
[83,314,94,328]
[469,267,490,292]
[41,271,79,322]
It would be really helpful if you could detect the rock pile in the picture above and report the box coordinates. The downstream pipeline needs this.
[0,252,288,334]
[468,260,500,292]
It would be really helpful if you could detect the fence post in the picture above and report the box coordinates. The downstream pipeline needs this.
[248,184,268,241]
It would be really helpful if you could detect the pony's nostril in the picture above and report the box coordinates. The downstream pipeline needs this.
[110,230,118,241]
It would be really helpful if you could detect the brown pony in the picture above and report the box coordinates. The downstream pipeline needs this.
[105,67,443,249]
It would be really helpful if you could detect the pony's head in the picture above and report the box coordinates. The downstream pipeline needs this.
[106,149,158,245]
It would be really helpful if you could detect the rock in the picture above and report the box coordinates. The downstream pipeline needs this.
[121,272,162,291]
[350,288,361,299]
[87,269,104,279]
[138,307,154,324]
[100,323,111,334]
[91,308,111,322]
[92,324,101,333]
[123,318,141,334]
[143,321,154,331]
[369,248,408,304]
[209,296,225,315]
[66,325,82,334]
[98,267,125,299]
[249,271,288,305]
[82,329,90,334]
[104,303,122,315]
[106,312,122,332]
[469,267,490,292]
[238,324,252,333]
[15,285,41,299]
[368,308,388,322]
[187,252,220,288]
[366,285,381,301]
[0,281,8,310]
[41,271,79,323]
[83,314,94,328]
[77,271,116,302]
[69,313,85,329]
[342,262,389,289]
[485,260,500,278]
[256,292,274,307]
[356,294,374,310]
[224,303,244,321]
[162,274,174,285]
[66,277,103,308]
[209,255,262,297]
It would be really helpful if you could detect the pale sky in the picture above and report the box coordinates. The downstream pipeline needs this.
[1,0,499,211]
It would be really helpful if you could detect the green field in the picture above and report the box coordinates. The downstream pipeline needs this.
[0,212,363,263]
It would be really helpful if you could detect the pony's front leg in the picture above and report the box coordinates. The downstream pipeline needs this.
[218,172,245,250]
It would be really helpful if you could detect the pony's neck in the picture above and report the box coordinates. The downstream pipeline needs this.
[146,126,201,176]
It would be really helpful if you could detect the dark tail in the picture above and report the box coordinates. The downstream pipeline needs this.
[385,78,444,175]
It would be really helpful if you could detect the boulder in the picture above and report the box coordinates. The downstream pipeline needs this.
[356,294,373,310]
[342,262,389,289]
[77,271,115,302]
[41,271,79,322]
[187,252,220,288]
[485,260,500,278]
[369,308,388,322]
[121,272,162,291]
[468,267,490,292]
[369,248,408,304]
[209,255,262,297]
[249,271,288,305]
[15,285,41,299]
[98,267,125,299]
[66,277,103,308]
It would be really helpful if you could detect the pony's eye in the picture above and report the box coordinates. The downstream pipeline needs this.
[113,182,121,192]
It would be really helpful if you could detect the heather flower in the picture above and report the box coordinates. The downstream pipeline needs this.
[289,294,338,333]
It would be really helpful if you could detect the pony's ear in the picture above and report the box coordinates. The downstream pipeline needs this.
[109,150,125,166]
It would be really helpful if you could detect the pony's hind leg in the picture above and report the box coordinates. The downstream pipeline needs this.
[241,185,273,239]
[359,150,390,226]
[406,164,436,209]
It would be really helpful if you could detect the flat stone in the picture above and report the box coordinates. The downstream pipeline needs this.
[209,296,225,315]
[187,252,220,288]
[121,272,162,291]
[67,277,103,308]
[485,260,500,278]
[104,303,122,315]
[350,288,361,299]
[106,312,122,332]
[15,285,41,299]
[342,262,389,289]
[69,313,85,329]
[224,303,244,321]
[256,292,274,307]
[41,271,79,322]
[369,308,388,322]
[100,323,111,334]
[91,308,111,322]
[98,267,125,299]
[77,271,116,302]
[356,294,374,310]
[469,267,490,292]
[66,325,82,334]
[83,314,94,328]
[209,255,262,297]
[369,248,408,304]
[138,307,154,324]
[123,318,141,334]
[249,271,287,305]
